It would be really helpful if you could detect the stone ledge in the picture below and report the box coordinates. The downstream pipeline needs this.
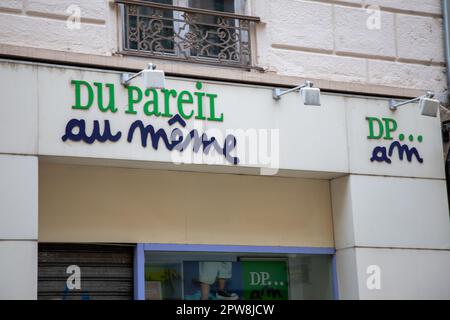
[0,43,429,99]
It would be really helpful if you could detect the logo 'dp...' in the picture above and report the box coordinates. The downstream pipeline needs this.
[249,272,270,286]
[366,116,424,164]
[366,117,397,140]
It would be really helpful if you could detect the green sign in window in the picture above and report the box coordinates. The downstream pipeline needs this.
[242,260,289,300]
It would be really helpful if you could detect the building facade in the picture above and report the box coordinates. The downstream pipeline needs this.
[0,0,449,300]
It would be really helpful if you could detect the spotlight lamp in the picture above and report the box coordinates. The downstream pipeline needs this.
[121,63,166,89]
[272,80,321,106]
[389,92,440,117]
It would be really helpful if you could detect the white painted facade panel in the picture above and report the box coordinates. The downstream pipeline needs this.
[0,62,38,154]
[335,248,359,299]
[0,155,38,240]
[354,247,450,300]
[336,247,450,300]
[0,241,37,300]
[332,175,450,250]
[346,96,445,179]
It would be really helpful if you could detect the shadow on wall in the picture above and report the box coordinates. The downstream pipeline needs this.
[441,106,450,211]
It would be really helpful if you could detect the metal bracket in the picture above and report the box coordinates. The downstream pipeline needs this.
[389,92,434,111]
[121,63,156,86]
[273,81,313,100]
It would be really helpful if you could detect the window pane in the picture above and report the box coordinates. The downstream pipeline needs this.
[145,261,182,300]
[123,0,252,66]
[126,0,175,53]
[143,0,172,4]
[144,251,333,300]
[187,1,242,61]
[189,0,235,13]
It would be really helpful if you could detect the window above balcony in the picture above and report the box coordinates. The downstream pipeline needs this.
[115,0,260,69]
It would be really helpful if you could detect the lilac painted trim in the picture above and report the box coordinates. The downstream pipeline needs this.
[134,243,145,300]
[332,255,339,300]
[142,243,335,255]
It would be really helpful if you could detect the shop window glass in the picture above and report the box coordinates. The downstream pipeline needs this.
[144,252,334,300]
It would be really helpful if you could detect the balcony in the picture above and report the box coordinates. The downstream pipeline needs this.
[115,0,260,70]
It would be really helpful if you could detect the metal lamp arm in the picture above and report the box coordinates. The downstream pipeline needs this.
[389,97,421,110]
[273,81,313,100]
[389,92,434,111]
[121,70,143,86]
[121,63,156,86]
[276,83,307,97]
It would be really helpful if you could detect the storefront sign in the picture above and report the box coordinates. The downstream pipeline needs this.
[366,116,424,164]
[62,80,239,164]
[3,61,441,179]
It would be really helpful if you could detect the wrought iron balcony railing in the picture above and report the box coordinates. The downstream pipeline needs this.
[115,0,260,69]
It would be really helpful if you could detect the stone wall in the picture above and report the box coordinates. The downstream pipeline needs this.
[0,0,446,93]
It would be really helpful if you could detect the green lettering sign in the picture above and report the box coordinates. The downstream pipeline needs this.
[70,80,225,123]
[143,88,161,116]
[382,118,397,140]
[194,81,206,120]
[161,89,176,118]
[94,82,117,113]
[71,80,94,110]
[177,90,194,119]
[206,93,224,122]
[126,86,142,115]
[366,116,384,139]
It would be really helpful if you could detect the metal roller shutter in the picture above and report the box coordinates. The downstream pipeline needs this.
[38,243,134,300]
